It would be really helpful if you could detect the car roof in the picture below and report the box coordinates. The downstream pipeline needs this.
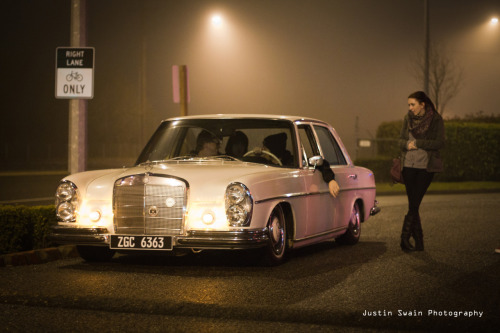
[164,114,326,124]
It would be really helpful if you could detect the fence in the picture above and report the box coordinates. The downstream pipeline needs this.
[355,138,399,160]
[1,143,142,171]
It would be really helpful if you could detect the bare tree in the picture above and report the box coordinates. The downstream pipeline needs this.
[410,42,464,115]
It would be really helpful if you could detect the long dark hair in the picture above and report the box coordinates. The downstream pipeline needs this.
[408,91,436,113]
[407,91,436,138]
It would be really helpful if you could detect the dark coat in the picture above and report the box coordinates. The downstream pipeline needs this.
[399,111,445,173]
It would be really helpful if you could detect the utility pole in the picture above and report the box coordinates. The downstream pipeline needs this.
[140,2,146,145]
[423,0,430,94]
[69,0,87,173]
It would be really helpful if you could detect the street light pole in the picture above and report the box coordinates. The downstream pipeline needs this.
[69,0,87,173]
[424,0,430,94]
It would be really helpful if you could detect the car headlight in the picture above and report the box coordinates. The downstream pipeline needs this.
[55,181,79,222]
[225,182,253,227]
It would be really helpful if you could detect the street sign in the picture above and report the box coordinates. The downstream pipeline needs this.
[55,47,94,99]
[358,139,372,148]
[172,65,189,116]
[172,65,190,103]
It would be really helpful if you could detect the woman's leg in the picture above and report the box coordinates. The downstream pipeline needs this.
[403,168,434,217]
[401,168,418,251]
[403,168,434,251]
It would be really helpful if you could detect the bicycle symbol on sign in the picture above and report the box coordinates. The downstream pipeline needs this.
[66,71,83,82]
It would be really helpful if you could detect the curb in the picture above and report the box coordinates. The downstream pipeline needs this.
[0,245,79,267]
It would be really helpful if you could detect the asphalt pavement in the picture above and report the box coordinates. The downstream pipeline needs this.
[0,193,499,332]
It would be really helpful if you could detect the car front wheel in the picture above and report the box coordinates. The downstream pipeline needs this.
[261,205,288,266]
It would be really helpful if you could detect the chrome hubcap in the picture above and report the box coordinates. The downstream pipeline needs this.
[351,206,360,236]
[269,214,284,254]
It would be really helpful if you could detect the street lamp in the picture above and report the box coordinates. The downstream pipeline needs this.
[211,14,223,27]
[490,17,498,26]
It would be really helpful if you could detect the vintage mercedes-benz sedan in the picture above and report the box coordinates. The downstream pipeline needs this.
[50,115,380,265]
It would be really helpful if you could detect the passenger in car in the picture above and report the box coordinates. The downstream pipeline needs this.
[225,131,248,159]
[316,159,340,198]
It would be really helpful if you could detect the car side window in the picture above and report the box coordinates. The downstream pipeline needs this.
[298,125,320,166]
[313,125,347,166]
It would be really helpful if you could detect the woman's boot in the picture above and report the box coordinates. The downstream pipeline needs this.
[400,215,415,252]
[413,215,424,251]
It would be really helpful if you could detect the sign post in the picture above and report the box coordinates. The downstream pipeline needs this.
[172,65,189,116]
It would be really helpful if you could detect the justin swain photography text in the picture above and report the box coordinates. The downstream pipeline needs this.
[362,309,483,318]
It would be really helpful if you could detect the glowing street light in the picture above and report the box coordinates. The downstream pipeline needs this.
[211,14,223,27]
[490,17,499,26]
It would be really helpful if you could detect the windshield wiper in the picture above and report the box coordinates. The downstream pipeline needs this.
[211,155,240,161]
[140,155,241,164]
[168,156,197,161]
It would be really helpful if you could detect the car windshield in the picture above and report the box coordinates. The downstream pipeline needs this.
[136,118,298,167]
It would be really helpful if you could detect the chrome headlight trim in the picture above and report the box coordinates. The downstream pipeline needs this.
[55,181,79,222]
[225,182,253,227]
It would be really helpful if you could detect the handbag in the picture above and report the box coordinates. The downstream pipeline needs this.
[390,157,404,184]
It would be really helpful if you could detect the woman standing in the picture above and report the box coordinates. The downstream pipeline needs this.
[399,91,445,252]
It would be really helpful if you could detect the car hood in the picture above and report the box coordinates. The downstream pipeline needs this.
[64,160,298,202]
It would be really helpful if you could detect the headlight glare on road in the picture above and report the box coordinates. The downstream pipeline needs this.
[225,182,253,227]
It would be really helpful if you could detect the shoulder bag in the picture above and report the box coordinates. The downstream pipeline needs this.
[390,157,404,184]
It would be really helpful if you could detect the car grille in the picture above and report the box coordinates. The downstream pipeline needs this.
[113,174,188,235]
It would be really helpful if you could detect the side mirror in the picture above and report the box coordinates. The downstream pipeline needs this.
[308,156,324,172]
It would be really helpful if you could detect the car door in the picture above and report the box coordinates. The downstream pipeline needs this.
[296,124,336,237]
[313,124,354,229]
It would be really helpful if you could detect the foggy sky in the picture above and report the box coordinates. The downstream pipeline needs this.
[1,0,499,170]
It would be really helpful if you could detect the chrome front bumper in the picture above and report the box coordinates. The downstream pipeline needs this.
[49,226,110,245]
[49,226,269,250]
[177,229,269,249]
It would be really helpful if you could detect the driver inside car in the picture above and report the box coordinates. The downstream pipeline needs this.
[195,130,220,157]
[262,133,293,166]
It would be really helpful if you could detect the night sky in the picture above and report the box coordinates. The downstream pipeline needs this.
[1,0,499,170]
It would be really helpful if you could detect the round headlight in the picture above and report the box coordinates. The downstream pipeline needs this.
[57,202,76,222]
[225,182,252,227]
[227,205,247,226]
[226,184,246,204]
[56,182,75,201]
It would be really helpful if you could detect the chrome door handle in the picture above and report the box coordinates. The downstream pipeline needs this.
[348,174,358,180]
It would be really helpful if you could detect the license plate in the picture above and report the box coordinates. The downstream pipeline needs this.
[110,235,173,250]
